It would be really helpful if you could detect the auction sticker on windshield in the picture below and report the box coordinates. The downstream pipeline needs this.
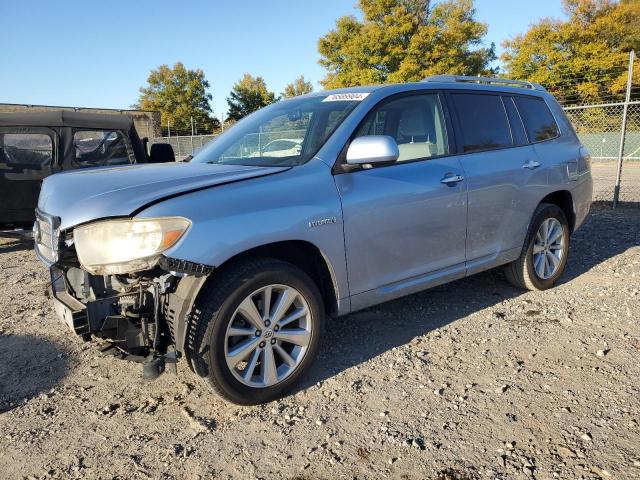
[322,93,370,102]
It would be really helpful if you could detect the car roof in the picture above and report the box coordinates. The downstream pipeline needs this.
[306,79,549,100]
[0,110,134,130]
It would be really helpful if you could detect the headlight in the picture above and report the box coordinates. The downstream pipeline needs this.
[74,217,190,275]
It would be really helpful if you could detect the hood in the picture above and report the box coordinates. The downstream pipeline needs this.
[38,162,289,230]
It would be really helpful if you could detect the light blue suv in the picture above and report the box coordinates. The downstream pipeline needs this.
[35,76,592,404]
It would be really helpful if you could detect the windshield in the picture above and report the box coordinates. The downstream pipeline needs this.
[192,95,362,167]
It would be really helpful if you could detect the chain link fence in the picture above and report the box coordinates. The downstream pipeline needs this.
[150,134,216,159]
[148,129,308,160]
[564,102,640,205]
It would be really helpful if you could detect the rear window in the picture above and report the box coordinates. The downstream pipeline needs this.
[514,96,559,142]
[451,93,512,153]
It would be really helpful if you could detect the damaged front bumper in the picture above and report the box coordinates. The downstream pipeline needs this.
[48,259,209,379]
[35,210,212,378]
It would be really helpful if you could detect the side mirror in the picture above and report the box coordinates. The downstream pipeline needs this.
[346,136,399,166]
[148,143,176,163]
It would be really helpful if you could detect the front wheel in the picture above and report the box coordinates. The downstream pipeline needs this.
[505,203,570,291]
[187,258,324,405]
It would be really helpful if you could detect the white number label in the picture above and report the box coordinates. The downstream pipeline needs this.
[322,93,370,102]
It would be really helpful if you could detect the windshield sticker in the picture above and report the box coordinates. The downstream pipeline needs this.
[322,93,370,102]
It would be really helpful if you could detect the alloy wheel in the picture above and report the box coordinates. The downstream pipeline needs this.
[224,284,313,388]
[532,217,565,280]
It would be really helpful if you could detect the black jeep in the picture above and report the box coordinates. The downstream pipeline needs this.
[0,110,174,228]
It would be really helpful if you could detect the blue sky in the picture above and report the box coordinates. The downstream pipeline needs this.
[0,0,565,118]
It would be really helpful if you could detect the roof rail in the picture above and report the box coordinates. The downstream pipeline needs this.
[423,75,546,91]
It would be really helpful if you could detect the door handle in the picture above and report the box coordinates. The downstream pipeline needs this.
[440,173,465,185]
[523,160,541,170]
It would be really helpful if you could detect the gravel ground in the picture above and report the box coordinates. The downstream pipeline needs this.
[0,207,639,480]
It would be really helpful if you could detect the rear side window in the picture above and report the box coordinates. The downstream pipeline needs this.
[73,130,132,167]
[1,133,53,167]
[514,96,559,142]
[451,93,512,153]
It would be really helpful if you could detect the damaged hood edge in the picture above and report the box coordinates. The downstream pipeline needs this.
[38,162,290,230]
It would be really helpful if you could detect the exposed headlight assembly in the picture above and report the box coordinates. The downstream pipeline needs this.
[74,217,191,275]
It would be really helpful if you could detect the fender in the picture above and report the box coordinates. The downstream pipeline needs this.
[138,159,351,313]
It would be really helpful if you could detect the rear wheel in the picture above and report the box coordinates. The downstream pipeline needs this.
[505,203,570,291]
[187,258,324,405]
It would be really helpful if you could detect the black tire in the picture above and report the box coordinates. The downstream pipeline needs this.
[186,258,325,405]
[505,203,570,291]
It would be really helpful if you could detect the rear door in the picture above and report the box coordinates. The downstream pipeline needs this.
[335,91,468,302]
[446,91,546,272]
[0,127,56,224]
[512,95,565,179]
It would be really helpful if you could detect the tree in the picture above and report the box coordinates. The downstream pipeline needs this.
[317,0,496,88]
[136,62,219,134]
[501,0,640,105]
[226,74,278,121]
[282,76,314,98]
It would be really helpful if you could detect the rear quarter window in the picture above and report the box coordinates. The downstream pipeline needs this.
[514,96,559,142]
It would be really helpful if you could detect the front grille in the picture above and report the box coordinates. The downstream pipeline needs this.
[34,209,61,266]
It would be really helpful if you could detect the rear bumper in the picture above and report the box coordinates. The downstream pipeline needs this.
[571,173,593,232]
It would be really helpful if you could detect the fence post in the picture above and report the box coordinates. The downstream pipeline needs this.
[613,50,635,208]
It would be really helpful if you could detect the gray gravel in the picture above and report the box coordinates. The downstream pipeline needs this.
[1,206,639,480]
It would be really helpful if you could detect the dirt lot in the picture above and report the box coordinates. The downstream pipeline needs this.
[0,207,639,480]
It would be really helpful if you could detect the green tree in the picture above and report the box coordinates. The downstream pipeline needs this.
[136,62,219,133]
[317,0,496,88]
[282,76,314,98]
[226,74,278,121]
[501,0,640,105]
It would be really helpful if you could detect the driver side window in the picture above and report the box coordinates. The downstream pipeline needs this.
[355,93,449,162]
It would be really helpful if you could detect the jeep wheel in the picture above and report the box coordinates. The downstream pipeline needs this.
[187,258,324,405]
[505,203,570,291]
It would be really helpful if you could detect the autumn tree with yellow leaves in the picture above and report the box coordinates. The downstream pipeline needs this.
[317,0,496,88]
[502,0,640,105]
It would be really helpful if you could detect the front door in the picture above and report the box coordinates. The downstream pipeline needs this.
[334,92,468,306]
[0,127,56,225]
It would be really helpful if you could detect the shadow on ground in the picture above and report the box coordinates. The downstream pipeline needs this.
[0,238,33,255]
[300,207,640,390]
[0,334,68,413]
